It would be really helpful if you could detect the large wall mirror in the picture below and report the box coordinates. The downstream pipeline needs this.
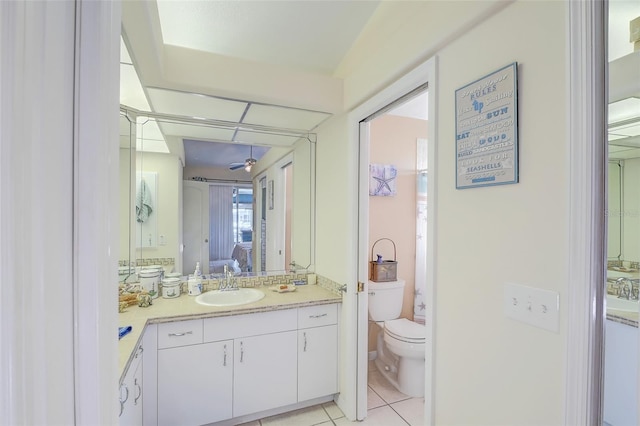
[606,0,640,270]
[118,105,316,280]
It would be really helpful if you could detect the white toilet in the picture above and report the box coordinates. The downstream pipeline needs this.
[368,279,426,397]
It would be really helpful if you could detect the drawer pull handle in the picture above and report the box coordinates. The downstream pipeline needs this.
[303,332,307,352]
[168,331,193,337]
[119,384,129,416]
[223,344,227,366]
[119,384,129,403]
[240,341,244,363]
[309,313,327,319]
[134,378,142,405]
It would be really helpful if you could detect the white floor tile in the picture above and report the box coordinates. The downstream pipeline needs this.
[391,397,425,426]
[338,405,409,426]
[367,386,386,410]
[367,367,411,404]
[260,405,332,426]
[322,401,345,420]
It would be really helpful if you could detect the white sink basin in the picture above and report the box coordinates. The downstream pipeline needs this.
[606,295,639,313]
[195,288,265,307]
[607,270,633,280]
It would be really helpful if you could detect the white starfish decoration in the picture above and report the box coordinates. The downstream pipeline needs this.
[372,168,396,195]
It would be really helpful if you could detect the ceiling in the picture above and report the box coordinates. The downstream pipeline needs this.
[155,0,380,76]
[121,1,638,164]
[608,0,640,160]
[120,0,383,170]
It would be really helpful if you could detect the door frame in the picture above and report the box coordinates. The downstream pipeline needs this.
[565,0,608,424]
[348,56,438,423]
[183,180,211,275]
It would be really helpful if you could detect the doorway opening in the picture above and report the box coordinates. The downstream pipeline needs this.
[362,89,429,424]
[348,57,437,424]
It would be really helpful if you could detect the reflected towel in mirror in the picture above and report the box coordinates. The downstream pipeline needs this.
[136,178,153,223]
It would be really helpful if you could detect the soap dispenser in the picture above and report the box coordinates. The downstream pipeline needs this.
[188,262,203,296]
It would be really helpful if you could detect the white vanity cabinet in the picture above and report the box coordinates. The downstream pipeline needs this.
[119,344,143,426]
[156,319,235,426]
[233,330,298,416]
[297,304,339,401]
[157,340,233,426]
[204,308,298,418]
[141,303,340,425]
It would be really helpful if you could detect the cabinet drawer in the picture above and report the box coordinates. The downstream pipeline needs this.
[298,304,338,329]
[204,309,297,342]
[158,319,203,349]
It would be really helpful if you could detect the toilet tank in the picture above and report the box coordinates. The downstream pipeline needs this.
[368,279,405,321]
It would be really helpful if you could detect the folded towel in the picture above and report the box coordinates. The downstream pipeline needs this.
[136,178,153,223]
[119,326,132,340]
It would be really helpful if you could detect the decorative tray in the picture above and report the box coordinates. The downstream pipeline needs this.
[611,267,637,273]
[270,284,297,293]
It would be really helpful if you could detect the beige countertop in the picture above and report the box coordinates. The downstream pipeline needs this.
[118,284,342,382]
[606,308,638,327]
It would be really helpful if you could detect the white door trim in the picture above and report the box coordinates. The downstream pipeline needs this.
[349,56,437,424]
[564,1,607,424]
[73,0,122,423]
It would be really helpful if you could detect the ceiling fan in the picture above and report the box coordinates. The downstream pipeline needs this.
[229,145,257,172]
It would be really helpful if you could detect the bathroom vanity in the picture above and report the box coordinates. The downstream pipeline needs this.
[118,284,341,426]
[603,293,638,426]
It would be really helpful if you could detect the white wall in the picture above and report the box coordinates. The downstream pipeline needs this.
[0,1,120,423]
[120,147,136,265]
[623,158,640,262]
[434,3,567,423]
[136,152,182,268]
[316,1,569,424]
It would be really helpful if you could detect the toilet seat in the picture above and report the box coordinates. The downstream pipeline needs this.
[384,318,425,344]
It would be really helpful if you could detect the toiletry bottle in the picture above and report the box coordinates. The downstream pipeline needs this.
[194,261,201,277]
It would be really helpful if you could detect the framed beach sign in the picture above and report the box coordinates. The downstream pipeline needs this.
[455,62,518,189]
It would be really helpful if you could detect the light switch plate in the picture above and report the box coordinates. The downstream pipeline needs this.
[504,283,559,332]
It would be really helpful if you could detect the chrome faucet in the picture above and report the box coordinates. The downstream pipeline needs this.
[615,277,639,300]
[219,264,238,291]
[289,260,310,274]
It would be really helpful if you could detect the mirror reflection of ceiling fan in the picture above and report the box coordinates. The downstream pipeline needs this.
[229,145,257,172]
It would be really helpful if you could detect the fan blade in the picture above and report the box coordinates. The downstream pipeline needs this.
[229,163,244,170]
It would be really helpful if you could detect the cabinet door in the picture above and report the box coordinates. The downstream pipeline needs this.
[298,325,338,401]
[120,346,143,426]
[233,331,297,417]
[158,340,233,426]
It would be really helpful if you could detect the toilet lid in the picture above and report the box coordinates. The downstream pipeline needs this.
[384,318,426,342]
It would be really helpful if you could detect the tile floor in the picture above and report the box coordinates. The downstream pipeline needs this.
[242,361,424,425]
